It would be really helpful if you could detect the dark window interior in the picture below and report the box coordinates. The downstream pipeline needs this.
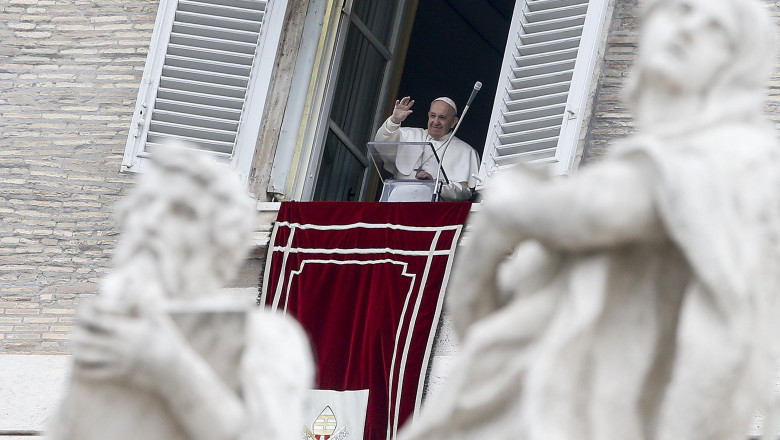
[396,0,514,157]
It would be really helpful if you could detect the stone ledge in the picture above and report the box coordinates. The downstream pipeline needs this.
[0,355,69,432]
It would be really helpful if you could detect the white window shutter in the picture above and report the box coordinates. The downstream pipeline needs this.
[123,0,287,181]
[480,0,609,181]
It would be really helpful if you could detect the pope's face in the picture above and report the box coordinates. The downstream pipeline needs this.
[640,0,735,93]
[427,101,458,140]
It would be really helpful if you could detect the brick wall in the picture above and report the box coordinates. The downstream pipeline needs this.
[0,0,158,353]
[0,0,273,355]
[583,0,780,165]
[2,0,780,355]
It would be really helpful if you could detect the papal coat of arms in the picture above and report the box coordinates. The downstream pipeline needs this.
[303,406,348,440]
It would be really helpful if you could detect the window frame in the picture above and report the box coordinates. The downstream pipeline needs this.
[298,0,410,201]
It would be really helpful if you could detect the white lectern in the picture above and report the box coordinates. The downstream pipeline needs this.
[367,141,442,202]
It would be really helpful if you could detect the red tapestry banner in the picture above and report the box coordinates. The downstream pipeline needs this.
[261,202,470,440]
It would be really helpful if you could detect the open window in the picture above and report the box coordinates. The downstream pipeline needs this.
[300,0,514,201]
[300,0,410,201]
[392,0,515,160]
[262,0,609,201]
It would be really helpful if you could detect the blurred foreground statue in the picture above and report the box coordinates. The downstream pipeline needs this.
[400,0,780,439]
[48,146,313,440]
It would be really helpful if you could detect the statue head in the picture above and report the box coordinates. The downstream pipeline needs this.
[625,0,775,123]
[111,143,256,299]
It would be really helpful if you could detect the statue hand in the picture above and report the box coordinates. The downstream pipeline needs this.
[449,166,546,334]
[390,96,415,124]
[448,209,525,335]
[71,297,186,390]
[481,164,546,227]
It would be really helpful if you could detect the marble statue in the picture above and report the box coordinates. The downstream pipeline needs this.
[47,145,314,440]
[400,0,780,439]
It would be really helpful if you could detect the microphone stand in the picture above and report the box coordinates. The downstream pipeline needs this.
[434,82,481,201]
[426,142,449,185]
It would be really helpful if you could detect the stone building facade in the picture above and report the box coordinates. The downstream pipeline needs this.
[1,0,779,434]
[2,0,154,353]
[2,0,779,352]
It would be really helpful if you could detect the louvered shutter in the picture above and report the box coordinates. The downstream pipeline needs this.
[480,0,609,181]
[123,0,286,180]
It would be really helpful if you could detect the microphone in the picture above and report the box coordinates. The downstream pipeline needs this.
[465,81,482,108]
[434,80,482,201]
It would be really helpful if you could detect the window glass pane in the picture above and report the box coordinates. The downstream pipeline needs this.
[330,26,385,157]
[353,0,398,46]
[313,130,366,201]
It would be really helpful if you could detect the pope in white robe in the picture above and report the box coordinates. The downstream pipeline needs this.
[374,97,479,202]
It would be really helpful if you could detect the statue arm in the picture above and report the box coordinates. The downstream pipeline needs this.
[449,159,663,334]
[237,311,314,440]
[155,312,313,440]
[483,159,664,251]
[71,299,315,440]
[70,298,250,440]
[154,338,250,440]
[448,164,547,334]
[449,209,526,335]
